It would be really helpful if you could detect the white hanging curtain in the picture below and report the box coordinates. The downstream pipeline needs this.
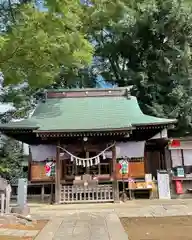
[105,141,146,158]
[150,129,168,140]
[171,149,182,167]
[30,145,56,161]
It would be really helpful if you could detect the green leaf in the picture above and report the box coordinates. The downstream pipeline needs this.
[0,2,93,87]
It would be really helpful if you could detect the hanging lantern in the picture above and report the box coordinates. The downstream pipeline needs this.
[45,164,51,176]
[117,163,122,170]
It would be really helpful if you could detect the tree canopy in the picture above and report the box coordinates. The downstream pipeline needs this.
[83,0,192,135]
[0,136,24,182]
[1,0,192,136]
[0,0,93,87]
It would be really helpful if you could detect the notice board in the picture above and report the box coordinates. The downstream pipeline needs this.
[157,170,171,199]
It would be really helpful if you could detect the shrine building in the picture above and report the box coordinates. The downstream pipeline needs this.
[0,87,176,203]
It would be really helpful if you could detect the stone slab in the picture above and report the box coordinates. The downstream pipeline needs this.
[35,218,62,240]
[106,213,128,240]
[10,230,27,237]
[11,205,30,216]
[25,230,39,236]
[0,228,38,237]
[49,212,128,240]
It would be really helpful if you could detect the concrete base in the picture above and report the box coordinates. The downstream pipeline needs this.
[11,205,30,216]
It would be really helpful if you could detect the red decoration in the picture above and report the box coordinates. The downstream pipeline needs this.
[117,163,122,170]
[175,180,183,194]
[170,139,181,148]
[45,165,51,174]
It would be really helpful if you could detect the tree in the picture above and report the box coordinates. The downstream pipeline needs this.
[0,1,93,87]
[84,0,192,135]
[0,1,95,182]
[0,136,24,183]
[0,0,33,30]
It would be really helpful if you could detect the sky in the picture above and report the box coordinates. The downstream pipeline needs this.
[0,104,13,113]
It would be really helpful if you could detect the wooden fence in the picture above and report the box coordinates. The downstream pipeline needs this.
[60,184,114,203]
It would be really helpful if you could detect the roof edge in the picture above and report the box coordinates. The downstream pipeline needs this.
[133,119,177,127]
[34,127,133,133]
[46,86,132,93]
[46,87,132,99]
[0,126,38,130]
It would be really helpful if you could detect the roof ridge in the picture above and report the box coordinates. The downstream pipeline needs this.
[46,87,131,99]
[46,86,132,92]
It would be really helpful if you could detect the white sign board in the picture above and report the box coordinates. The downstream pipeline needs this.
[145,174,152,182]
[157,171,171,200]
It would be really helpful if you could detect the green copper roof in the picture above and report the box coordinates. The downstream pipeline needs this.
[0,93,176,132]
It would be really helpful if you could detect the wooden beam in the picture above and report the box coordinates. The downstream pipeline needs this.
[112,143,119,203]
[55,141,61,204]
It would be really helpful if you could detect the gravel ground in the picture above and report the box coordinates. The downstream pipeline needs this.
[120,216,192,240]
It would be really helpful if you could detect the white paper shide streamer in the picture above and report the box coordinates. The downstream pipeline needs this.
[58,143,115,167]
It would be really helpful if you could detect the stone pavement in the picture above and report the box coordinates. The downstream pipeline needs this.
[1,199,191,239]
[35,212,128,240]
[3,199,188,240]
[32,199,192,240]
[0,227,38,237]
[30,199,192,218]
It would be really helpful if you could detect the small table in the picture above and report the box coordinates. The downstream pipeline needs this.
[126,187,153,200]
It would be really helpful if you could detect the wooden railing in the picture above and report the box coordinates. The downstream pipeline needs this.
[60,184,114,203]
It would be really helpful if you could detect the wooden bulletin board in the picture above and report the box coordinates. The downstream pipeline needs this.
[30,162,53,182]
[116,161,145,179]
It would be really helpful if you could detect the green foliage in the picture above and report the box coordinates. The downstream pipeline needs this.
[2,0,192,137]
[85,0,192,135]
[0,137,24,182]
[51,67,98,89]
[0,1,93,87]
[0,1,93,182]
[0,84,28,182]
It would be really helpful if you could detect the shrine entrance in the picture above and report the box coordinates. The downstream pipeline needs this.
[59,144,115,203]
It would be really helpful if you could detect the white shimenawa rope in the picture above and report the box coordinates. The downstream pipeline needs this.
[57,142,115,167]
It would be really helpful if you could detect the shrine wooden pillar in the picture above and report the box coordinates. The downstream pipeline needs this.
[28,147,32,181]
[112,143,119,202]
[55,140,61,204]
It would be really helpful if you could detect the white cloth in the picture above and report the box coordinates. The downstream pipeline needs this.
[183,149,192,166]
[150,129,167,139]
[171,149,182,167]
[30,141,145,161]
[30,145,56,161]
[105,141,145,158]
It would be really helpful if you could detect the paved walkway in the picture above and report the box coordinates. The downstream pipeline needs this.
[3,199,192,240]
[35,212,128,240]
[0,227,38,237]
[33,199,192,240]
[30,199,192,218]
